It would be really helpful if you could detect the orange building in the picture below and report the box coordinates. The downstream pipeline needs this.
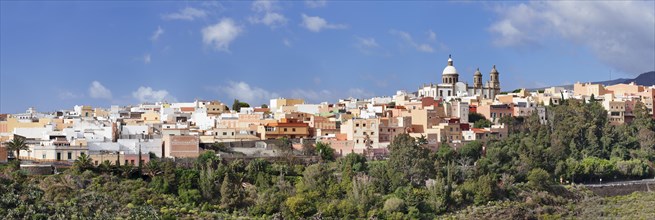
[257,118,309,139]
[477,103,513,123]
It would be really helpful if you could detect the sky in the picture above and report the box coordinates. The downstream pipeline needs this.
[1,1,654,113]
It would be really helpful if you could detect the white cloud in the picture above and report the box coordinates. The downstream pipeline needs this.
[305,0,327,8]
[428,30,436,41]
[144,54,151,64]
[249,0,288,28]
[489,1,655,74]
[132,86,176,103]
[301,14,347,32]
[416,44,434,53]
[283,38,291,47]
[202,18,243,52]
[89,81,112,99]
[213,81,279,105]
[151,26,164,41]
[356,37,379,48]
[58,91,82,100]
[390,29,436,53]
[249,12,287,28]
[252,0,276,12]
[162,7,207,21]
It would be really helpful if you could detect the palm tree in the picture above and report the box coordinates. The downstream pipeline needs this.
[73,154,94,172]
[5,136,28,161]
[144,159,162,178]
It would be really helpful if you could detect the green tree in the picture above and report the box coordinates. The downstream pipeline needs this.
[232,99,250,112]
[316,142,335,161]
[220,171,244,210]
[527,168,551,191]
[285,195,315,218]
[468,112,487,124]
[388,134,433,187]
[4,136,28,160]
[474,119,492,128]
[72,154,94,172]
[459,141,483,160]
[474,174,497,205]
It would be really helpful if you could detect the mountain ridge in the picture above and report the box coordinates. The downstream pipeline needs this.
[525,71,655,91]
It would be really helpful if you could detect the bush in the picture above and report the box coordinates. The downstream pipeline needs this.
[528,168,551,191]
[383,197,405,213]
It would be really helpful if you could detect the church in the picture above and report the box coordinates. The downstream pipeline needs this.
[417,55,501,100]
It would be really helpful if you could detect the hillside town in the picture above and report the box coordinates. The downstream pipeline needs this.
[1,56,654,165]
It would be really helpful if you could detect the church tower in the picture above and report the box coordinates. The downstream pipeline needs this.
[490,65,500,89]
[473,68,482,89]
[442,55,459,85]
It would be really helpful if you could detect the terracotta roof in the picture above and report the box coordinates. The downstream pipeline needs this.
[180,107,195,112]
[266,122,309,127]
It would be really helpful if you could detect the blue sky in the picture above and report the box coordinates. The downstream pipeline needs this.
[1,1,654,113]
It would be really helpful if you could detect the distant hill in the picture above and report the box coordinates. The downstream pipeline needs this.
[526,71,655,91]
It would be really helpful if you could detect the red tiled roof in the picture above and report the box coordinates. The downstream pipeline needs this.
[180,107,195,112]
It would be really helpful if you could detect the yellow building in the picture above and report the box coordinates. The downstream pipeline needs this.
[606,82,645,96]
[141,111,161,124]
[206,101,229,115]
[270,98,305,110]
[574,82,611,97]
[0,116,54,140]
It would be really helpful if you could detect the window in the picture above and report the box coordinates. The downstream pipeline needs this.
[284,128,288,132]
[95,161,98,166]
[81,152,85,156]
[356,123,359,127]
[292,128,296,132]
[125,160,128,165]
[363,132,367,135]
[356,140,359,143]
[371,132,374,135]
[131,160,135,165]
[68,152,72,159]
[223,132,227,135]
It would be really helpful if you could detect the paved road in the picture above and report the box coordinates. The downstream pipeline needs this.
[583,178,655,188]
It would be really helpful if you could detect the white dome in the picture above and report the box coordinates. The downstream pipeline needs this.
[443,65,458,75]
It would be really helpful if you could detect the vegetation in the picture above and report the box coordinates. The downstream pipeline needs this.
[1,101,654,219]
[4,136,28,160]
[231,99,250,112]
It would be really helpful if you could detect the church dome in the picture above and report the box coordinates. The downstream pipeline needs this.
[490,65,499,75]
[443,65,458,75]
[442,55,458,75]
[474,68,482,76]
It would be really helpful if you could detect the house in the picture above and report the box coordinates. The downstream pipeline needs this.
[257,118,309,140]
[163,135,200,158]
[477,103,513,123]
